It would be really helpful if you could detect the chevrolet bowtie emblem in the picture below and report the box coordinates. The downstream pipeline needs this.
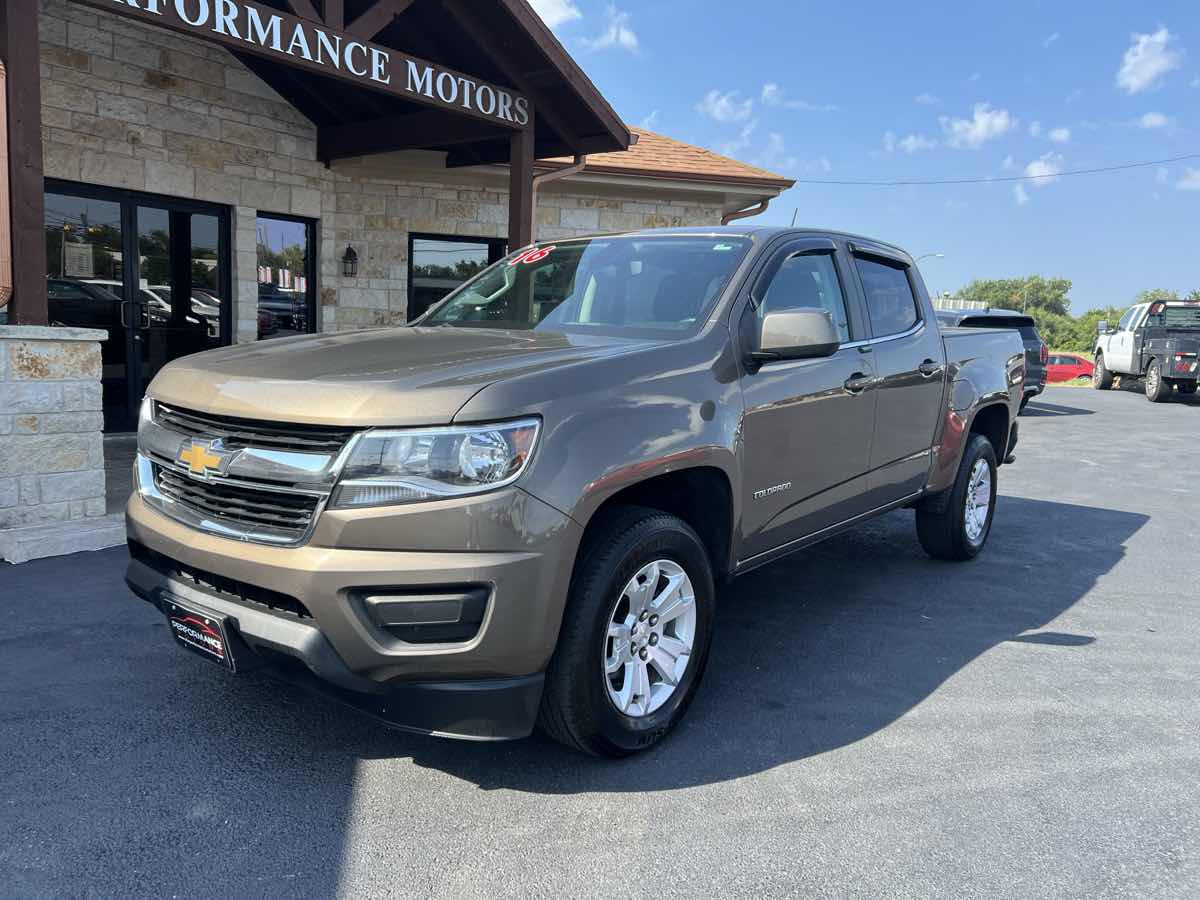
[178,440,225,476]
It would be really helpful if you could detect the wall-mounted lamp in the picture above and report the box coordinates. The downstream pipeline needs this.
[341,245,358,278]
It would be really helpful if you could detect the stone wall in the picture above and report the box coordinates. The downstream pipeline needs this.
[0,327,107,548]
[38,0,724,338]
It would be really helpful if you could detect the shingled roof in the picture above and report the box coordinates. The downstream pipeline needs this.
[543,127,795,190]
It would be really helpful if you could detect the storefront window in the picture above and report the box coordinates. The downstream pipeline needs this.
[256,215,316,340]
[409,235,506,321]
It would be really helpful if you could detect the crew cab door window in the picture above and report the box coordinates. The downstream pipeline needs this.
[757,252,851,342]
[854,256,920,337]
[1117,306,1140,332]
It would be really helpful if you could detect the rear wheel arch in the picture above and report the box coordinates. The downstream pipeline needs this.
[966,402,1010,463]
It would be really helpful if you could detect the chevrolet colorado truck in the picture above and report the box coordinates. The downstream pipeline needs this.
[126,227,1025,757]
[1094,299,1200,401]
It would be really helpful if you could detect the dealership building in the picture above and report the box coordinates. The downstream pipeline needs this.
[0,0,793,561]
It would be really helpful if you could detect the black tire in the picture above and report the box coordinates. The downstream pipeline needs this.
[915,434,998,561]
[1179,382,1197,396]
[1145,359,1171,402]
[1093,353,1113,390]
[538,506,716,757]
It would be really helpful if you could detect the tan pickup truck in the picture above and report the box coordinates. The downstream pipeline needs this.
[126,227,1024,756]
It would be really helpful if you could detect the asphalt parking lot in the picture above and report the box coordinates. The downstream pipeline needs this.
[2,385,1197,899]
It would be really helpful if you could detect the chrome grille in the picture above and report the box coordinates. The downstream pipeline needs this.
[154,403,355,453]
[153,464,320,541]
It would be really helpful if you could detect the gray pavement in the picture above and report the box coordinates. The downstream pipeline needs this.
[1,385,1197,898]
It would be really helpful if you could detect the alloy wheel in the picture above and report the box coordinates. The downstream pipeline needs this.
[963,459,992,546]
[602,559,697,718]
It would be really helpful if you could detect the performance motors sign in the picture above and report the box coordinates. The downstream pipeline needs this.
[91,0,531,127]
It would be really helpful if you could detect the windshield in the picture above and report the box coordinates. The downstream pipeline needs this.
[420,235,753,336]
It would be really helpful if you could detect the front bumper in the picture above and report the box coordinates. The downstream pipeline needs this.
[125,486,583,740]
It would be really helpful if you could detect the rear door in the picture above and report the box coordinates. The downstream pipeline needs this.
[849,244,946,504]
[736,237,878,560]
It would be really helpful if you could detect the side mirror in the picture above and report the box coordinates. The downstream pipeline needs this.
[750,308,840,364]
[1097,320,1109,335]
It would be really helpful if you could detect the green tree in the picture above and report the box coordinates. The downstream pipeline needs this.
[955,276,1073,316]
[1136,288,1180,304]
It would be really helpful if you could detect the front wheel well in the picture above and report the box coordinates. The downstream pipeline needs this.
[579,467,733,582]
[969,403,1010,463]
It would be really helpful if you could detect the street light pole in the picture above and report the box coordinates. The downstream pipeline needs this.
[916,252,945,263]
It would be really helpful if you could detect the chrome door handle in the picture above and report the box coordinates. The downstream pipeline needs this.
[918,359,944,378]
[844,373,875,395]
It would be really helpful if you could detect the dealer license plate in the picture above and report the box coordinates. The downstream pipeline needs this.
[164,598,238,671]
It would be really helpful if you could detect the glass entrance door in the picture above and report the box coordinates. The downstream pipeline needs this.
[44,182,231,431]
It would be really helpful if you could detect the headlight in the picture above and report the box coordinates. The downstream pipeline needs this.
[331,419,540,508]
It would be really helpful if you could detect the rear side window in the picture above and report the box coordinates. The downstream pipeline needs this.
[1018,325,1040,342]
[758,252,851,342]
[854,256,920,337]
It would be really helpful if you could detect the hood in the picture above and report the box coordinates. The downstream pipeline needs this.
[149,327,657,427]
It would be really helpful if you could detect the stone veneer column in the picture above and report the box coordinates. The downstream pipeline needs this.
[0,325,122,563]
[233,207,260,344]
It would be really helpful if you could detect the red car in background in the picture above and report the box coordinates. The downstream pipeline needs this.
[1047,352,1095,383]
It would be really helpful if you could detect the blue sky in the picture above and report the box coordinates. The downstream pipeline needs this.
[529,1,1199,313]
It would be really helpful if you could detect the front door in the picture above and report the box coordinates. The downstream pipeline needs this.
[738,239,878,561]
[850,249,946,504]
[1107,304,1146,373]
[44,182,231,431]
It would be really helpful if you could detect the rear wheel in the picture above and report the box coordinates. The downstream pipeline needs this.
[916,434,998,561]
[1093,354,1113,390]
[538,506,715,757]
[1145,359,1171,402]
[1179,382,1198,396]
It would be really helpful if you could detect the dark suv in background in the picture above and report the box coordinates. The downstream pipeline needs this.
[936,309,1047,410]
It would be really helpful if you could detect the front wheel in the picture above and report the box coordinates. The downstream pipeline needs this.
[916,434,998,561]
[1145,359,1171,402]
[538,506,715,757]
[1093,354,1113,390]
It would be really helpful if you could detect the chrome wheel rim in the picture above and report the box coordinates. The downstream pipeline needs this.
[603,559,696,718]
[1147,364,1159,396]
[963,459,992,546]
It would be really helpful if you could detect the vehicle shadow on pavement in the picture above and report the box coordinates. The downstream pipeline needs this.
[401,496,1148,793]
[0,496,1147,893]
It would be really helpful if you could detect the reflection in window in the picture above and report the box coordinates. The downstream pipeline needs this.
[410,236,505,321]
[257,215,313,340]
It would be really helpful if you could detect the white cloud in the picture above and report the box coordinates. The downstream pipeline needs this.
[1015,153,1064,205]
[881,131,938,155]
[940,103,1017,149]
[1178,168,1200,191]
[718,120,758,157]
[1029,121,1043,137]
[753,133,830,174]
[1044,32,1060,48]
[915,93,941,105]
[1048,127,1071,143]
[899,133,938,154]
[1139,111,1170,129]
[527,0,582,29]
[581,5,639,53]
[1156,166,1170,184]
[760,82,837,112]
[1002,154,1016,171]
[639,109,660,131]
[1116,27,1184,94]
[695,89,754,124]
